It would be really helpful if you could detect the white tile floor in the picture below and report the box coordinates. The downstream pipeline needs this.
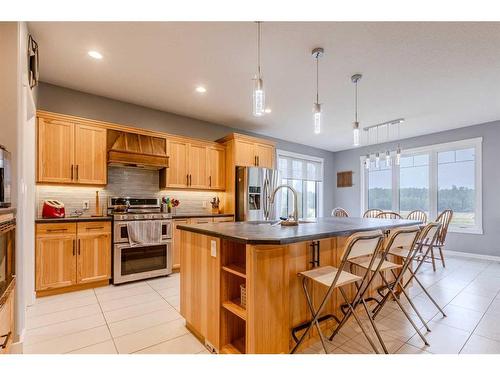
[23,255,500,354]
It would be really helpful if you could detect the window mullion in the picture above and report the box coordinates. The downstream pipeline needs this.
[393,162,400,212]
[429,151,438,220]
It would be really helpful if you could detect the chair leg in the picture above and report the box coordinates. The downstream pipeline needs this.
[412,272,447,317]
[394,277,431,332]
[302,278,329,353]
[360,297,389,353]
[429,245,437,272]
[438,246,446,268]
[380,273,430,346]
[338,287,380,354]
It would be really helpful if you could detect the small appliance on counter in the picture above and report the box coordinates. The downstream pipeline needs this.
[42,200,65,218]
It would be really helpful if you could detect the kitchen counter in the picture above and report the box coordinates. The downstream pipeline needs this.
[177,216,420,245]
[173,213,234,219]
[35,215,113,223]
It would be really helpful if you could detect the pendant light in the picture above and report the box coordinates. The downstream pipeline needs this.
[374,127,380,169]
[252,21,265,117]
[351,74,362,146]
[395,121,402,165]
[312,47,324,134]
[365,127,370,170]
[385,125,392,167]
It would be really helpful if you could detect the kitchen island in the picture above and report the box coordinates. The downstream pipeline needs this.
[177,217,419,354]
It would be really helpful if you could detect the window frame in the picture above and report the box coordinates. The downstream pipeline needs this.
[360,137,483,234]
[277,149,324,219]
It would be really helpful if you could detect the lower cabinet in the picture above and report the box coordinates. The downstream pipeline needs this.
[35,221,111,296]
[173,216,234,271]
[0,281,15,355]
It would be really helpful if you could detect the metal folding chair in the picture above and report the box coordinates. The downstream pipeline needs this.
[344,226,432,347]
[290,230,385,354]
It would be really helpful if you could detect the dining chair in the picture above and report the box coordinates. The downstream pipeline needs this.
[375,211,403,219]
[363,209,383,218]
[424,209,453,270]
[407,210,427,223]
[331,207,349,217]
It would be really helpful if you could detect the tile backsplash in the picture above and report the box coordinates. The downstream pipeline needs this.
[36,166,223,217]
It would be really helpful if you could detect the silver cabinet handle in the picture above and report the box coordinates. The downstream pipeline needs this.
[72,239,76,256]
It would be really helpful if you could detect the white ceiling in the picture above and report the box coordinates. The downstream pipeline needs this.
[29,22,500,152]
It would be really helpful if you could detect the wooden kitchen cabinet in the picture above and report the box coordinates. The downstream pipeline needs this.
[207,146,225,190]
[188,143,209,189]
[234,138,258,167]
[76,222,111,284]
[0,282,15,355]
[37,117,75,184]
[172,219,189,271]
[74,124,107,185]
[219,133,276,168]
[254,142,275,169]
[35,223,77,291]
[35,221,111,296]
[37,114,107,185]
[161,137,225,191]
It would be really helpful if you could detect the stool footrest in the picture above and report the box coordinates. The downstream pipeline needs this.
[291,314,341,343]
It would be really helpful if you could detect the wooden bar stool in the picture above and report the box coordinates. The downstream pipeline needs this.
[290,230,385,354]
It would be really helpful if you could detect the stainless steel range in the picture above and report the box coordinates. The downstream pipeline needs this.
[109,197,173,284]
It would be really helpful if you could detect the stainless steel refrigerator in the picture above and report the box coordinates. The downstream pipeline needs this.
[235,166,279,222]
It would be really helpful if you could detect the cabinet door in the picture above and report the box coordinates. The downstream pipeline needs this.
[166,139,189,188]
[255,143,275,168]
[173,219,189,271]
[36,233,77,291]
[207,147,225,190]
[234,139,257,167]
[188,144,209,189]
[74,124,107,185]
[37,117,75,183]
[76,223,111,284]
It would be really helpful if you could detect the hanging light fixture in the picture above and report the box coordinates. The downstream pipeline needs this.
[252,21,265,117]
[312,47,324,134]
[351,74,362,146]
[365,127,370,170]
[385,125,392,167]
[363,118,405,168]
[395,121,402,165]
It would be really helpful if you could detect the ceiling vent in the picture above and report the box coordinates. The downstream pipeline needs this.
[107,129,169,170]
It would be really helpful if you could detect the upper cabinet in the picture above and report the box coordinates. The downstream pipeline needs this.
[37,113,107,185]
[160,137,225,190]
[218,133,276,169]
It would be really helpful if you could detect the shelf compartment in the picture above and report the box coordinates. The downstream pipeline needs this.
[222,263,246,279]
[220,337,246,354]
[222,298,246,320]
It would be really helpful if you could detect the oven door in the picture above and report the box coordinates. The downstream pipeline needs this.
[113,240,172,284]
[114,220,172,243]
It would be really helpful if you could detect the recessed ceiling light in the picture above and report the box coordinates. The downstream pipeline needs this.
[264,108,272,113]
[88,50,103,60]
[195,86,207,93]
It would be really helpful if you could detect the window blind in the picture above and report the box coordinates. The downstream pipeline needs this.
[278,155,323,182]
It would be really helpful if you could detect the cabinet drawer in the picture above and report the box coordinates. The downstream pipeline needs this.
[213,216,234,223]
[36,223,77,236]
[77,221,111,234]
[189,218,214,224]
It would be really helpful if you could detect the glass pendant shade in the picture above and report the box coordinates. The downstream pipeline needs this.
[395,146,401,166]
[386,150,392,167]
[365,154,370,170]
[313,103,321,134]
[353,122,360,146]
[375,152,380,169]
[253,78,265,117]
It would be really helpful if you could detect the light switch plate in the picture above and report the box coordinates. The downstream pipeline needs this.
[210,240,217,257]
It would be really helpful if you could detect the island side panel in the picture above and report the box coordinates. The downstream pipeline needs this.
[246,244,290,354]
[180,231,220,350]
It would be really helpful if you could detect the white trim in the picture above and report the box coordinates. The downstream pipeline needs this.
[446,250,500,262]
[277,149,324,218]
[276,149,324,164]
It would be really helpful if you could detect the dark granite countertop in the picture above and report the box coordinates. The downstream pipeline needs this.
[172,213,234,219]
[177,217,421,245]
[35,216,113,223]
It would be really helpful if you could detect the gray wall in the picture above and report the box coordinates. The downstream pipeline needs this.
[36,82,336,215]
[332,121,500,257]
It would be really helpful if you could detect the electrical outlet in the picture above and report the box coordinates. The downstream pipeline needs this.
[210,240,217,257]
[83,200,90,210]
[202,201,207,208]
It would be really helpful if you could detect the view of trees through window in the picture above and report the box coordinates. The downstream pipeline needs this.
[280,178,318,219]
[365,143,478,229]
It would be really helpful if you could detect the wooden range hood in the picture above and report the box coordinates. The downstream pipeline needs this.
[107,129,169,169]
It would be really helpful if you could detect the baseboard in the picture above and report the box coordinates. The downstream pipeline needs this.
[446,250,500,262]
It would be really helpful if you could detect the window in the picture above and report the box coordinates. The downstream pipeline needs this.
[368,159,392,210]
[361,138,482,234]
[277,150,323,219]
